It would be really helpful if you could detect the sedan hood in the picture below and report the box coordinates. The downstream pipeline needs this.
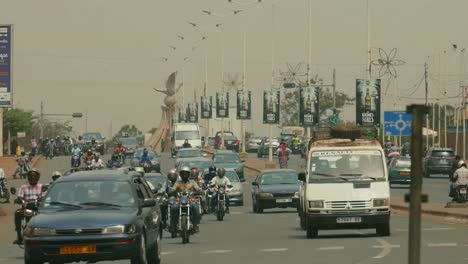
[259,184,300,193]
[215,162,243,170]
[30,208,138,229]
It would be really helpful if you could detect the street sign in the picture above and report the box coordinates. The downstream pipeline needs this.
[17,132,25,138]
[283,82,296,88]
[384,111,411,136]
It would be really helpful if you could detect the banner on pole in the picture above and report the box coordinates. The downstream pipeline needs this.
[299,86,320,126]
[200,96,212,119]
[178,106,186,123]
[464,86,468,107]
[237,91,251,120]
[356,79,381,126]
[216,92,229,118]
[0,25,12,107]
[186,102,198,123]
[263,91,280,124]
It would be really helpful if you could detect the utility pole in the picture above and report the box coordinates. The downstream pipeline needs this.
[424,63,429,149]
[332,68,336,110]
[40,101,44,139]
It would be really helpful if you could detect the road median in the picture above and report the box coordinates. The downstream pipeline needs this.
[390,197,468,220]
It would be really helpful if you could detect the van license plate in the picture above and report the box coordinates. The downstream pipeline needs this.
[336,217,362,224]
[276,198,292,203]
[460,189,467,194]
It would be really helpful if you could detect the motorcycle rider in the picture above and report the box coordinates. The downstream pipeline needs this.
[83,150,94,164]
[12,151,30,178]
[51,171,62,183]
[114,143,126,162]
[182,139,192,148]
[292,134,300,150]
[204,166,217,185]
[46,139,55,159]
[107,151,122,168]
[190,167,208,213]
[170,166,202,232]
[209,168,232,214]
[160,169,178,229]
[450,160,468,201]
[70,143,82,167]
[13,169,43,245]
[91,153,105,169]
[139,148,152,164]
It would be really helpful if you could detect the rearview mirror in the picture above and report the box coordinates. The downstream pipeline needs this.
[142,198,156,208]
[251,182,258,186]
[298,172,306,182]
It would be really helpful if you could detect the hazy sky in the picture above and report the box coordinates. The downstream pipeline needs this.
[1,0,467,137]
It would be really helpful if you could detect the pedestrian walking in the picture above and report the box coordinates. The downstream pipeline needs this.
[276,142,291,169]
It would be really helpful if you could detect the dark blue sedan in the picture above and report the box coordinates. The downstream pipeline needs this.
[23,170,161,264]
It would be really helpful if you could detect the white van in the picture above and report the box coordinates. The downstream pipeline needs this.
[298,138,390,238]
[171,123,202,156]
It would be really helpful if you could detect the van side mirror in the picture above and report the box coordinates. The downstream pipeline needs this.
[142,198,156,208]
[298,172,306,182]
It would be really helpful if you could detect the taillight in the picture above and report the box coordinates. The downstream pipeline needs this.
[215,140,219,145]
[234,140,240,145]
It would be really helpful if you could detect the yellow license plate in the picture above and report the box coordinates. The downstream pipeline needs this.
[60,245,96,255]
[399,171,410,176]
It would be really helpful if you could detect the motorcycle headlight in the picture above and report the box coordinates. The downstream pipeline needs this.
[373,198,389,207]
[24,227,57,237]
[102,224,136,234]
[230,188,241,194]
[308,200,324,209]
[151,160,158,165]
[24,209,34,217]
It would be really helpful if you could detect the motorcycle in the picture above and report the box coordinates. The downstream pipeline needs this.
[167,196,178,238]
[178,192,193,244]
[0,172,9,203]
[455,185,467,203]
[15,158,29,179]
[155,191,167,239]
[213,185,228,221]
[107,159,123,169]
[83,159,93,170]
[71,154,81,169]
[141,161,152,173]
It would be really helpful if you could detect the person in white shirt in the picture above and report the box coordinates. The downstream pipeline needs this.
[91,153,105,169]
[451,160,468,201]
[209,168,232,213]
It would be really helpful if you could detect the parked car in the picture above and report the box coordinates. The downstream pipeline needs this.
[119,137,139,157]
[423,147,455,177]
[251,169,300,213]
[246,135,263,153]
[214,131,234,149]
[257,137,280,158]
[222,135,240,152]
[212,150,245,182]
[176,157,214,174]
[388,156,411,186]
[81,132,105,155]
[23,170,162,264]
[130,148,161,172]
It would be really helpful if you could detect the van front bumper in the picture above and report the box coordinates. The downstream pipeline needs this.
[306,210,390,229]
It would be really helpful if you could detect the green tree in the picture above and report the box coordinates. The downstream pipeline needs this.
[2,108,34,143]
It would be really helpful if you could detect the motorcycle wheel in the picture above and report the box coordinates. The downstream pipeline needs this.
[181,216,189,244]
[0,188,10,203]
[217,204,224,221]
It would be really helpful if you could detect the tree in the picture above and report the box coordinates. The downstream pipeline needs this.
[2,108,34,143]
[30,119,73,139]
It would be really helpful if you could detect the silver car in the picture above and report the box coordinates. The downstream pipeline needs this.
[225,169,244,206]
[246,136,263,153]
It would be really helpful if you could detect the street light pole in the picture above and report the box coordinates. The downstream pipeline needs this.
[267,3,276,168]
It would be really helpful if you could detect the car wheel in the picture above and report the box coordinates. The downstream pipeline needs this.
[306,219,318,238]
[254,199,263,214]
[24,252,43,264]
[376,222,390,236]
[131,234,148,264]
[424,169,430,178]
[147,232,161,264]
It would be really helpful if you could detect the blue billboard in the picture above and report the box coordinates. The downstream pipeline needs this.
[384,111,412,136]
[0,25,12,107]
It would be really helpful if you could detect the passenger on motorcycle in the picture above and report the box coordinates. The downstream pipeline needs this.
[13,169,43,245]
[190,167,208,213]
[450,160,468,201]
[204,166,217,185]
[139,148,152,163]
[91,153,105,169]
[83,150,94,163]
[170,166,202,232]
[209,168,232,214]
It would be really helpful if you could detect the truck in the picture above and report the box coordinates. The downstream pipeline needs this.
[171,123,202,157]
[298,127,390,238]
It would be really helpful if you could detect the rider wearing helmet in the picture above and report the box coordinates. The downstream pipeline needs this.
[51,171,62,182]
[14,169,44,244]
[450,160,468,200]
[91,153,104,169]
[209,168,232,214]
[170,166,202,232]
[204,165,217,184]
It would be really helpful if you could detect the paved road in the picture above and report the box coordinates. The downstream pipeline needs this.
[1,154,467,263]
[247,152,452,205]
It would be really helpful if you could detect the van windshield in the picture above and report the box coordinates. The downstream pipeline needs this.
[176,131,199,140]
[309,150,385,182]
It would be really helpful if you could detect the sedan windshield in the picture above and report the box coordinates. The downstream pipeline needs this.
[260,172,298,185]
[120,138,138,145]
[179,161,213,172]
[177,149,202,158]
[214,154,240,163]
[176,131,199,140]
[225,171,240,182]
[82,133,102,141]
[145,176,167,187]
[309,150,385,181]
[42,180,136,209]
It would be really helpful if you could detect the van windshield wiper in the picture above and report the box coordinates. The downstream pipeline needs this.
[310,173,348,182]
[79,202,122,208]
[47,201,82,209]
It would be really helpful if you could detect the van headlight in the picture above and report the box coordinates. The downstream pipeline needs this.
[24,227,56,237]
[373,198,389,207]
[102,224,136,234]
[293,192,299,198]
[308,200,324,208]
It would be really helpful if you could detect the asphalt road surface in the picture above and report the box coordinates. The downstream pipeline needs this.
[0,154,467,264]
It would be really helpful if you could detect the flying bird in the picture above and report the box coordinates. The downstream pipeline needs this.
[189,22,197,27]
[202,36,207,40]
[453,44,458,50]
[169,45,177,50]
[233,10,243,15]
[161,57,168,61]
[216,23,223,27]
[202,10,211,15]
[177,35,185,40]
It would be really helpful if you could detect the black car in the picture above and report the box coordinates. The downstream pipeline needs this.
[423,147,455,177]
[251,169,300,213]
[222,135,240,152]
[23,170,161,264]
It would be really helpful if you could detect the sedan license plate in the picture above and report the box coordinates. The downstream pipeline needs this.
[276,198,292,203]
[336,217,362,224]
[399,171,410,176]
[460,189,467,194]
[440,159,448,164]
[227,141,232,144]
[60,245,96,255]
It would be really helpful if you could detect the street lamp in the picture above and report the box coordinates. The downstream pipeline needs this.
[452,44,466,159]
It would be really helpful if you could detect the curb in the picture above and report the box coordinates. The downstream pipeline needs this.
[390,203,468,220]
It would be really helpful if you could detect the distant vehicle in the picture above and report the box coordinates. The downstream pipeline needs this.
[224,169,244,206]
[81,132,105,155]
[172,123,202,157]
[257,137,280,158]
[119,137,139,157]
[175,148,206,167]
[280,126,305,143]
[176,157,214,174]
[222,135,240,152]
[130,148,161,172]
[423,147,455,178]
[214,131,234,150]
[251,169,300,213]
[207,136,215,148]
[23,170,162,264]
[388,156,411,186]
[246,135,263,153]
[212,150,245,182]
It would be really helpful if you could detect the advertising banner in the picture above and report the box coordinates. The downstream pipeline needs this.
[464,86,468,107]
[236,90,251,120]
[263,91,280,124]
[0,25,12,107]
[299,86,320,126]
[186,102,198,123]
[200,96,212,119]
[216,91,229,118]
[356,79,381,126]
[178,106,186,123]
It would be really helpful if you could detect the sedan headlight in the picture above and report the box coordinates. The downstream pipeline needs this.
[257,192,273,198]
[230,188,241,194]
[308,200,324,209]
[102,224,136,234]
[24,227,56,237]
[373,198,389,207]
[293,192,299,198]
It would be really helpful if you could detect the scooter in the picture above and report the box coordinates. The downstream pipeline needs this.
[455,185,467,203]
